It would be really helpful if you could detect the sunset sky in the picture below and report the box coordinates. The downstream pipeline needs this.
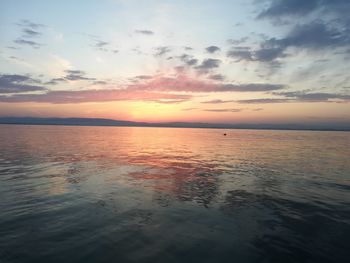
[0,0,349,124]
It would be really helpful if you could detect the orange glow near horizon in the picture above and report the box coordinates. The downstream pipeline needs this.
[1,100,349,124]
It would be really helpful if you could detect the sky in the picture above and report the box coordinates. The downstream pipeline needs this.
[0,0,349,124]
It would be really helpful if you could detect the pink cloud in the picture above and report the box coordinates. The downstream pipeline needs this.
[0,74,285,104]
[0,89,192,104]
[129,75,285,93]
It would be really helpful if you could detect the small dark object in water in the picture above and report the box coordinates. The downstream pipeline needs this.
[223,133,227,136]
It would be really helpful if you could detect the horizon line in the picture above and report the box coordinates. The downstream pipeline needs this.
[0,116,349,132]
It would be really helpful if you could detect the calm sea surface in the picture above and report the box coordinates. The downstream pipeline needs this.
[0,125,349,263]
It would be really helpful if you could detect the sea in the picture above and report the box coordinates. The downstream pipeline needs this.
[0,124,349,263]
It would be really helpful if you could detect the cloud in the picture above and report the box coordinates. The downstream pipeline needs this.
[201,99,233,104]
[65,69,84,76]
[228,20,349,63]
[135,29,154,35]
[154,46,171,56]
[14,19,45,48]
[227,49,253,62]
[254,47,286,62]
[227,37,249,45]
[186,59,198,66]
[16,19,46,29]
[92,40,111,52]
[275,91,350,102]
[130,75,285,93]
[64,70,95,81]
[178,54,198,66]
[208,74,225,81]
[227,45,286,63]
[45,70,95,83]
[228,1,350,66]
[9,56,24,62]
[92,80,108,85]
[134,75,153,80]
[22,28,41,38]
[14,38,41,49]
[251,0,350,63]
[204,108,242,112]
[0,72,286,104]
[225,83,285,92]
[0,74,46,93]
[152,99,189,104]
[0,89,192,104]
[195,58,221,73]
[235,92,350,104]
[236,98,291,104]
[257,0,350,20]
[86,34,117,53]
[205,46,220,53]
[45,78,67,85]
[182,107,197,111]
[95,40,108,48]
[272,21,350,50]
[257,0,319,19]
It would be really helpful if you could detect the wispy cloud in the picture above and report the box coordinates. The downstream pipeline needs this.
[154,46,171,56]
[0,89,192,104]
[236,98,291,104]
[182,107,197,111]
[0,71,287,104]
[227,37,248,45]
[95,40,109,48]
[235,92,350,104]
[178,54,198,66]
[195,58,222,74]
[86,34,118,53]
[16,19,46,29]
[93,40,113,52]
[92,80,108,85]
[6,46,20,50]
[263,21,350,54]
[14,19,45,49]
[226,0,350,68]
[22,28,41,38]
[64,70,95,81]
[135,29,154,35]
[257,0,350,21]
[14,38,41,49]
[0,74,46,93]
[227,45,286,63]
[204,108,242,112]
[201,99,233,104]
[243,0,350,65]
[275,91,350,102]
[45,70,95,84]
[228,19,350,64]
[184,46,193,51]
[129,75,285,93]
[208,74,225,81]
[45,78,67,85]
[205,46,220,53]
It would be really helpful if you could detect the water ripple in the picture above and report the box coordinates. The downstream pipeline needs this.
[0,125,349,263]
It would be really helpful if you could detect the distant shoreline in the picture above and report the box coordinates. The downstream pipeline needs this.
[0,117,349,132]
[1,122,349,132]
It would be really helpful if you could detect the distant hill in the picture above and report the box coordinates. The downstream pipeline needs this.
[0,117,349,131]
